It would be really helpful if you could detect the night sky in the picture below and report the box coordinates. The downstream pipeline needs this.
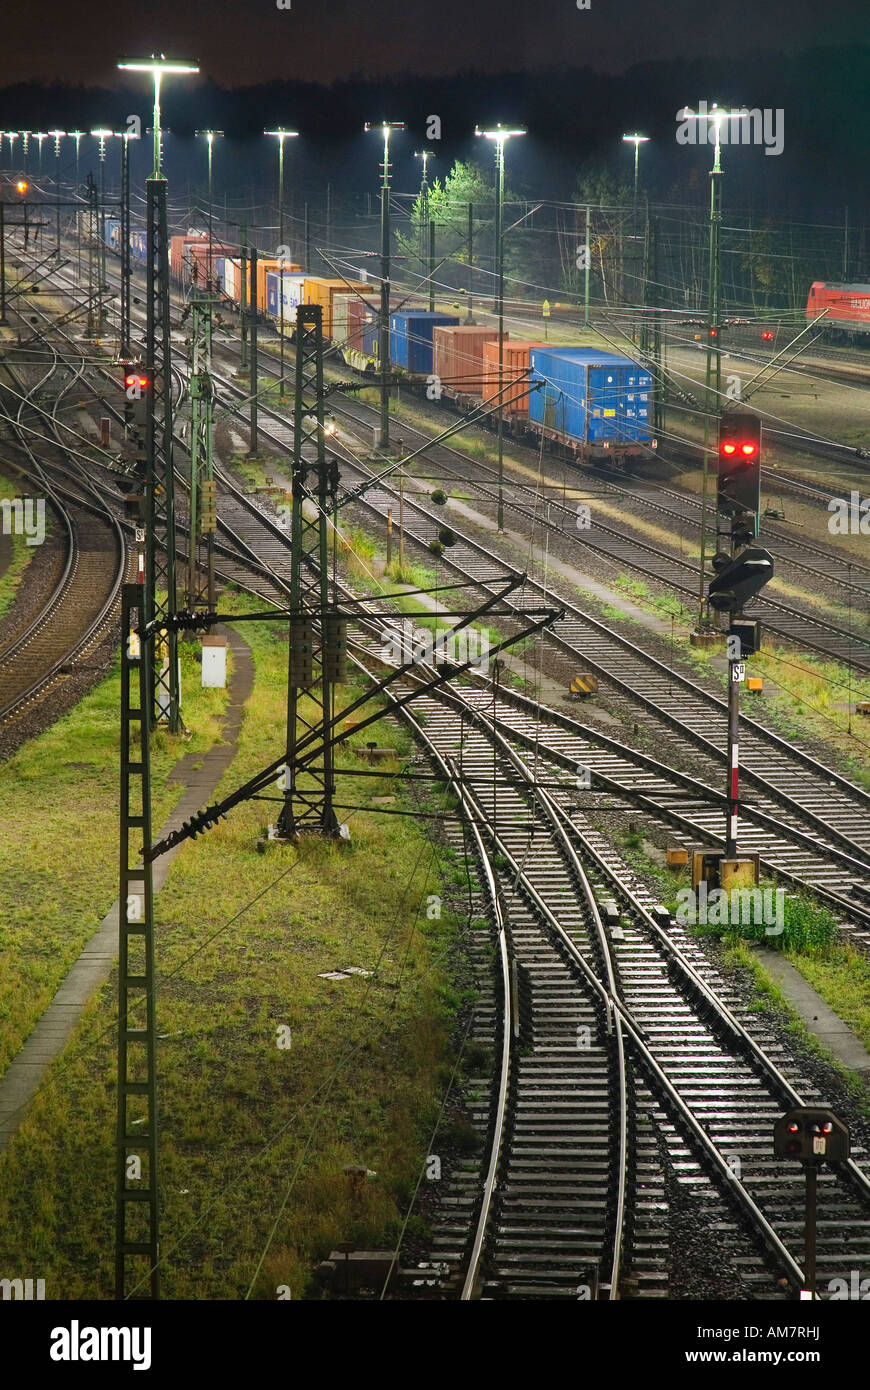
[4,0,869,87]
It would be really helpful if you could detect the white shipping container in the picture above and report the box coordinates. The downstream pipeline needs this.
[279,273,307,315]
[223,257,240,302]
[333,291,378,350]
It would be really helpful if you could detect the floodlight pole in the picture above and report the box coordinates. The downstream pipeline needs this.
[50,131,64,257]
[366,122,404,449]
[196,131,223,292]
[91,131,112,331]
[120,133,131,357]
[114,52,198,1306]
[265,130,299,402]
[415,150,434,309]
[681,106,747,631]
[477,125,526,532]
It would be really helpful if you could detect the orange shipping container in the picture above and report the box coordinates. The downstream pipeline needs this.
[482,339,548,417]
[432,325,504,395]
[301,277,372,339]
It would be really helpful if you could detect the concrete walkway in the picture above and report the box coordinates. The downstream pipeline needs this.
[0,625,254,1151]
[756,948,870,1082]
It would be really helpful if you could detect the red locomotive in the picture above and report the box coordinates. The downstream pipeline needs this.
[806,281,870,339]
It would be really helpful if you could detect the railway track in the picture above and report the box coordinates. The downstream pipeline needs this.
[0,344,127,728]
[201,385,870,895]
[19,250,870,943]
[347,649,870,1298]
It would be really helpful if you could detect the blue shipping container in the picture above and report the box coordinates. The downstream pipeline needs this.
[266,272,279,317]
[390,310,459,375]
[528,348,653,445]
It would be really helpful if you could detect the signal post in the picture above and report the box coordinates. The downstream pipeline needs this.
[707,410,772,877]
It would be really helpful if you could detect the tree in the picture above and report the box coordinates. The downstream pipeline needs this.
[397,159,497,298]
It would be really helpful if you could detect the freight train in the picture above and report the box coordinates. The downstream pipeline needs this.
[87,218,655,465]
[807,282,870,340]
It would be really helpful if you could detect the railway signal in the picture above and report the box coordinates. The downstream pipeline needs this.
[774,1107,850,1300]
[122,366,151,449]
[718,411,761,537]
[707,546,774,613]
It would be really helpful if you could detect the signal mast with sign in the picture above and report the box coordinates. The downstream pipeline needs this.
[705,409,774,869]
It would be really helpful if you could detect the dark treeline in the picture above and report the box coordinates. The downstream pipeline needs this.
[0,46,869,212]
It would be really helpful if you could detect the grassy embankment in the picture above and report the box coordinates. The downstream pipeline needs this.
[0,592,465,1297]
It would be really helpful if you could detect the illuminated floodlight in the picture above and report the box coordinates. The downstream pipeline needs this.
[622,132,649,194]
[118,55,199,177]
[475,124,526,141]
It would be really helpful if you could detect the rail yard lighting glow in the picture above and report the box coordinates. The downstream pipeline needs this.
[90,128,113,159]
[414,149,433,182]
[622,133,649,197]
[678,105,748,173]
[475,123,526,531]
[118,56,199,178]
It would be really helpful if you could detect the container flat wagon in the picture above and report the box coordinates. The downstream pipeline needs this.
[527,347,654,463]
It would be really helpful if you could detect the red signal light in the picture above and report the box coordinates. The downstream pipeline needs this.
[709,327,718,337]
[721,442,737,455]
[740,443,756,457]
[124,373,148,389]
[762,330,773,341]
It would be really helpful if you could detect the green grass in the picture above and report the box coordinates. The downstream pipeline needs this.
[0,638,228,1072]
[0,596,460,1298]
[789,944,870,1053]
[692,890,838,955]
[724,939,870,1114]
